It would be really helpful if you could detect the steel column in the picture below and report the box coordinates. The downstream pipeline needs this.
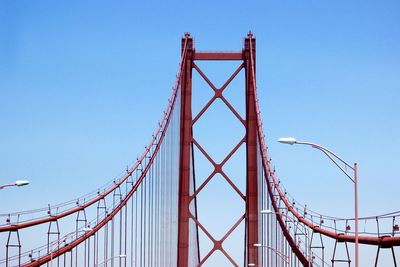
[177,34,194,267]
[244,34,259,266]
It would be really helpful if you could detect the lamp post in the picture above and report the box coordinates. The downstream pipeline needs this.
[277,137,358,267]
[260,209,277,215]
[253,243,290,266]
[95,254,126,267]
[0,180,30,189]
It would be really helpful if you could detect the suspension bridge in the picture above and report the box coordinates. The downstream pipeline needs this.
[1,33,399,267]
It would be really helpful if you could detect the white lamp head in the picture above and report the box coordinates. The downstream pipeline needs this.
[260,209,273,214]
[277,137,297,145]
[82,227,93,233]
[15,180,30,187]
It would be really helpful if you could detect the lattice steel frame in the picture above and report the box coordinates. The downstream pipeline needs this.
[177,33,259,267]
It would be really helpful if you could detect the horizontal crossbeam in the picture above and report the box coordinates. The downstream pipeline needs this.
[194,52,243,61]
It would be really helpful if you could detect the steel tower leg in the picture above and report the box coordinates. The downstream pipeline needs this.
[245,34,259,267]
[177,34,194,267]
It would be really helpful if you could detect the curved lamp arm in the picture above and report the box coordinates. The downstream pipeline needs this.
[278,137,355,183]
[0,180,30,190]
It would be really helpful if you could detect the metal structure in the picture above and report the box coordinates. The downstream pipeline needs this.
[1,33,400,267]
[278,138,359,267]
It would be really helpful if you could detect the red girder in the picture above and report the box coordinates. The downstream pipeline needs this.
[244,34,260,267]
[177,35,194,267]
[194,52,243,61]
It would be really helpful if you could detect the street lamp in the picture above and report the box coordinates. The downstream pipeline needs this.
[260,209,274,215]
[0,180,30,189]
[277,137,359,267]
[95,254,126,267]
[253,243,290,266]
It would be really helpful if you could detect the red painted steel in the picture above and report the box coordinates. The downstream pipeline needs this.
[194,52,243,61]
[177,34,194,267]
[177,33,262,267]
[244,34,259,266]
[189,213,245,266]
[190,137,246,201]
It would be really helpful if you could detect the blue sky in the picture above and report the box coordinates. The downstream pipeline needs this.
[1,0,399,265]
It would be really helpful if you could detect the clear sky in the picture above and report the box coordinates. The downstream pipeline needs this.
[1,0,399,265]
